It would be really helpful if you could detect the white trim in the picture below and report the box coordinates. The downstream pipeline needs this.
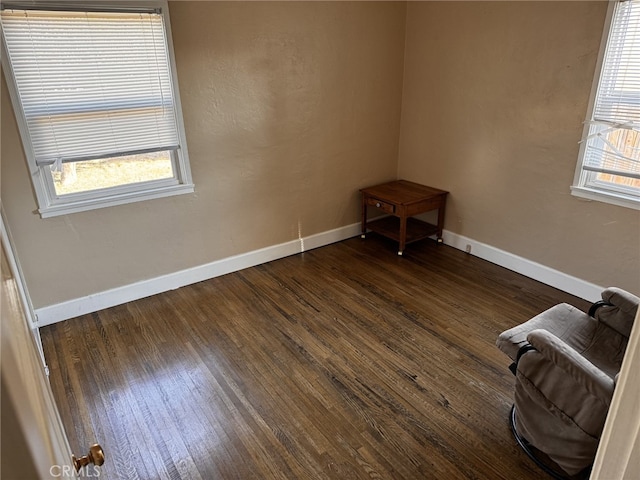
[35,222,363,326]
[38,183,195,218]
[35,224,604,326]
[442,231,603,302]
[570,185,640,211]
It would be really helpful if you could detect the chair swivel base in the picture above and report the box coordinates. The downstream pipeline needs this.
[509,405,591,480]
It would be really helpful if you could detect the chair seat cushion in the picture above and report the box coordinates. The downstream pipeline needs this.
[496,303,596,361]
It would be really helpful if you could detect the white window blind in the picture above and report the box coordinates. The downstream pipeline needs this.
[580,0,640,184]
[1,6,180,167]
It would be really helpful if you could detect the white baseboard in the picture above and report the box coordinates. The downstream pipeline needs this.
[35,223,603,327]
[442,230,603,302]
[35,222,362,327]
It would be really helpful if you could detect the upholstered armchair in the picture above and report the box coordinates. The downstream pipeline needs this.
[496,287,639,478]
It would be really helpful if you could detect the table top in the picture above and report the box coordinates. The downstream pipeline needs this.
[360,180,448,206]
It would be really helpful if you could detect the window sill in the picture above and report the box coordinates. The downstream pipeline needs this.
[38,183,195,218]
[570,186,640,211]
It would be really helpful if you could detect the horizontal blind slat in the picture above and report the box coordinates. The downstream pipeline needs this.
[593,1,640,124]
[1,7,180,165]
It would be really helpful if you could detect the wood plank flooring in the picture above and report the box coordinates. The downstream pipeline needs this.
[40,235,591,479]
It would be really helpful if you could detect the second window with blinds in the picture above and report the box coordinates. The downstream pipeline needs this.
[573,0,640,210]
[1,1,193,217]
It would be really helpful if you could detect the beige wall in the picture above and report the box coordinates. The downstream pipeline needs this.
[399,1,640,294]
[2,1,639,311]
[1,2,406,308]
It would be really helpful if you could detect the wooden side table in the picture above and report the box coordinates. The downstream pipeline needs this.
[360,180,448,255]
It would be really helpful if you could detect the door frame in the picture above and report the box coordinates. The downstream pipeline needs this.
[1,206,77,478]
[0,205,47,369]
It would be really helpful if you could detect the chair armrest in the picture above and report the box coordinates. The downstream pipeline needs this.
[603,287,640,316]
[526,329,615,404]
[592,287,640,338]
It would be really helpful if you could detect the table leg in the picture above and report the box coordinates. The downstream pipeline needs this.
[361,195,367,238]
[398,216,407,255]
[436,197,447,243]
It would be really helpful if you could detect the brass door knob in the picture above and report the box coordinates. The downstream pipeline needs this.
[72,444,105,472]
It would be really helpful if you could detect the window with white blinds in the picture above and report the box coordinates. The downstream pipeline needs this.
[1,1,193,217]
[573,0,640,209]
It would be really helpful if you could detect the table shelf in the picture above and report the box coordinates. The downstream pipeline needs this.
[366,217,439,244]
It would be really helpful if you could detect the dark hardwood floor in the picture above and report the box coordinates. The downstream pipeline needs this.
[40,235,591,479]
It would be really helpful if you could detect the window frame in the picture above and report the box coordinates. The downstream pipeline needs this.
[1,0,194,218]
[572,0,640,211]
